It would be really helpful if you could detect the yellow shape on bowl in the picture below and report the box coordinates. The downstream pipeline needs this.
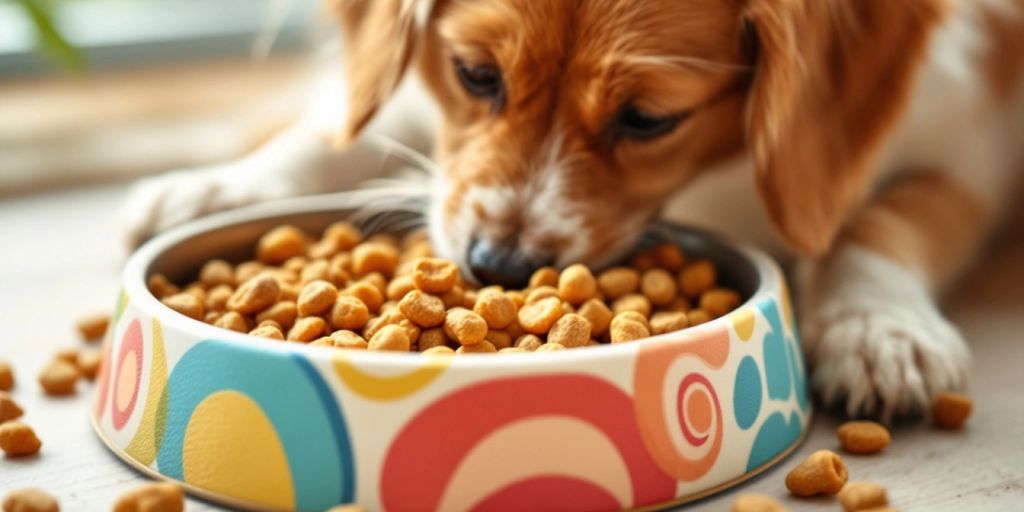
[333,355,449,402]
[125,319,169,465]
[729,308,757,341]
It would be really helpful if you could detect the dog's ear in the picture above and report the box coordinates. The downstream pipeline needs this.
[333,0,433,145]
[743,1,945,255]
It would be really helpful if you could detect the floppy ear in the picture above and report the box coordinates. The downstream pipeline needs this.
[743,0,945,255]
[333,0,433,144]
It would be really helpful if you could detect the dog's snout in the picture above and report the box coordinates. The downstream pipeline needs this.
[467,238,547,289]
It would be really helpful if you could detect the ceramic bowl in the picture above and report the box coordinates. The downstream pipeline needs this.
[91,196,811,511]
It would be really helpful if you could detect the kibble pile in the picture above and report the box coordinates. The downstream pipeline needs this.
[149,222,743,354]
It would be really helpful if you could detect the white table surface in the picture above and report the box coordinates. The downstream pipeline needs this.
[1,183,1022,511]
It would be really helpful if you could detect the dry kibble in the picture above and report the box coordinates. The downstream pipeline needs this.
[353,242,400,277]
[234,261,265,284]
[785,449,848,497]
[731,493,788,512]
[525,286,560,304]
[257,225,307,264]
[76,352,102,380]
[182,284,207,302]
[688,309,712,325]
[413,258,459,294]
[2,487,59,512]
[641,269,678,306]
[680,259,717,297]
[515,334,543,351]
[536,342,566,352]
[256,301,298,329]
[933,391,972,429]
[529,266,560,288]
[422,345,456,356]
[611,294,652,318]
[38,360,78,396]
[444,308,488,346]
[360,272,389,296]
[630,250,657,271]
[518,297,564,335]
[0,391,24,423]
[300,259,331,284]
[700,288,742,318]
[368,325,411,352]
[484,330,513,350]
[839,482,888,512]
[161,293,205,321]
[610,319,650,343]
[0,421,41,457]
[112,482,184,512]
[330,296,371,331]
[0,361,11,391]
[323,221,362,250]
[473,290,517,329]
[499,347,527,354]
[398,290,446,327]
[205,285,233,312]
[650,311,690,335]
[652,243,686,272]
[386,275,417,301]
[837,421,891,454]
[343,282,384,314]
[308,337,333,347]
[577,298,613,336]
[364,311,421,343]
[147,273,179,299]
[457,340,497,354]
[284,256,309,274]
[330,330,368,349]
[213,311,248,333]
[547,314,591,348]
[249,325,284,341]
[76,313,110,342]
[597,267,640,300]
[417,328,449,351]
[227,274,280,314]
[558,264,597,305]
[54,348,77,365]
[288,317,328,342]
[297,280,339,316]
[199,259,235,287]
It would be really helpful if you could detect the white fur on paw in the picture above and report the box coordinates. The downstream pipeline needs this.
[120,170,226,250]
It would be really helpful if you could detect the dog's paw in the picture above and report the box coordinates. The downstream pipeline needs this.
[120,169,230,250]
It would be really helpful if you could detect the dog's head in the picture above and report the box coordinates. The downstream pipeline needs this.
[337,0,943,286]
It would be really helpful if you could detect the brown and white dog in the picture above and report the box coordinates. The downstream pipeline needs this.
[122,0,1024,421]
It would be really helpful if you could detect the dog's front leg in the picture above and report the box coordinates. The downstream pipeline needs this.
[797,172,993,421]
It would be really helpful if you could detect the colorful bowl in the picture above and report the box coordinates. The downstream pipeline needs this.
[91,196,811,512]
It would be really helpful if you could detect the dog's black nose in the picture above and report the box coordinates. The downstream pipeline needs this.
[468,238,545,289]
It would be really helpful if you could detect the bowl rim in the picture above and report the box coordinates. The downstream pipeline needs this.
[123,193,785,370]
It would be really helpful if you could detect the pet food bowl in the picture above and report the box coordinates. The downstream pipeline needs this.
[91,195,811,512]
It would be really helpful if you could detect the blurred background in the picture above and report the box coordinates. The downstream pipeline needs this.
[0,0,323,196]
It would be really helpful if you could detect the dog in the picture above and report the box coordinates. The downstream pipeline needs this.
[121,0,1024,421]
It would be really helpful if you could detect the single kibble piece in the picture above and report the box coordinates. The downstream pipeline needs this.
[53,348,77,365]
[199,259,235,287]
[308,337,333,347]
[38,360,78,396]
[731,493,788,512]
[688,309,712,325]
[515,334,543,352]
[323,221,363,251]
[76,351,102,380]
[417,328,449,352]
[933,391,972,429]
[837,421,891,454]
[536,342,566,352]
[227,274,280,314]
[256,301,298,329]
[386,275,417,301]
[369,325,411,352]
[611,294,652,318]
[457,340,497,354]
[352,242,400,277]
[300,259,331,284]
[652,243,686,272]
[297,280,339,316]
[679,259,717,297]
[612,311,650,330]
[214,311,248,333]
[484,330,513,350]
[234,261,265,284]
[288,317,328,342]
[525,286,559,304]
[0,361,12,391]
[1,487,59,512]
[597,267,640,300]
[444,308,488,346]
[0,392,24,423]
[785,450,848,497]
[558,264,597,305]
[700,288,742,318]
[360,272,388,296]
[147,273,179,299]
[610,319,650,343]
[422,345,456,356]
[364,311,421,343]
[547,314,592,348]
[257,225,307,265]
[518,297,564,335]
[838,482,888,512]
[343,282,384,314]
[577,298,613,336]
[650,311,690,335]
[161,293,205,321]
[473,290,517,329]
[330,296,371,331]
[76,313,110,342]
[249,325,284,341]
[329,330,367,350]
[112,482,184,512]
[529,266,560,288]
[413,258,459,294]
[641,269,678,306]
[205,285,233,312]
[398,290,446,327]
[0,422,41,457]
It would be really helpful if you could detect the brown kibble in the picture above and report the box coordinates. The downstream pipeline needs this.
[327,253,353,287]
[515,334,543,351]
[731,493,788,512]
[641,268,678,306]
[652,243,686,272]
[386,275,417,301]
[297,280,339,316]
[529,266,560,288]
[368,325,411,352]
[39,360,78,396]
[837,421,891,454]
[330,330,368,349]
[547,314,591,348]
[444,308,488,346]
[688,309,712,325]
[330,296,371,331]
[1,487,59,512]
[161,293,205,321]
[0,421,41,457]
[54,348,77,365]
[417,328,449,351]
[611,294,652,318]
[249,325,284,341]
[76,352,102,380]
[483,330,513,350]
[517,297,564,335]
[440,286,465,309]
[287,317,328,342]
[343,282,384,314]
[398,290,446,327]
[364,311,421,343]
[360,272,389,296]
[473,290,517,329]
[457,340,497,354]
[412,258,459,294]
[227,274,280,314]
[700,288,741,317]
[205,285,234,312]
[422,346,455,356]
[353,242,400,277]
[499,347,527,354]
[258,225,308,265]
[525,286,559,304]
[650,311,690,335]
[839,482,888,512]
[76,313,110,342]
[630,250,657,271]
[323,221,363,251]
[112,482,184,512]
[0,392,24,423]
[536,342,566,353]
[933,391,972,429]
[0,361,11,391]
[785,450,848,497]
[309,337,333,347]
[558,264,597,305]
[147,273,179,299]
[300,259,331,284]
[610,319,650,343]
[256,301,298,329]
[199,259,235,287]
[680,259,717,297]
[213,311,248,333]
[576,298,613,336]
[234,261,266,284]
[597,267,640,300]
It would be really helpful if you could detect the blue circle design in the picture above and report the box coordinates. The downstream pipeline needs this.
[746,411,802,471]
[761,301,792,401]
[733,356,762,430]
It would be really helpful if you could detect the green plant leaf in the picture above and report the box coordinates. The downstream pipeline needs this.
[14,0,86,72]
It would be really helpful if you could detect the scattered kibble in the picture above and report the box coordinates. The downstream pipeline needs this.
[76,313,110,342]
[731,493,788,512]
[2,487,59,512]
[0,421,42,457]
[785,449,848,497]
[112,482,184,512]
[0,361,12,391]
[0,391,24,423]
[933,391,972,429]
[839,481,889,511]
[837,421,891,454]
[38,360,78,396]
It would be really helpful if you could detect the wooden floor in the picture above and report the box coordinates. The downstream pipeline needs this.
[1,183,1021,511]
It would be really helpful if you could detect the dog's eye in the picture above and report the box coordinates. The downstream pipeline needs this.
[614,105,686,141]
[455,59,503,100]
